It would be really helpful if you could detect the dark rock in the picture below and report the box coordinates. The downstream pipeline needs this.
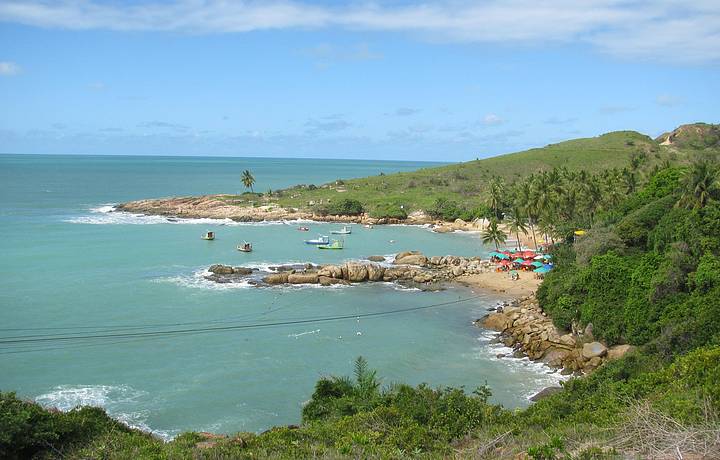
[529,386,562,402]
[367,255,386,262]
[231,267,253,275]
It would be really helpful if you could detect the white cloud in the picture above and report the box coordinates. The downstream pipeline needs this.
[0,1,718,63]
[0,61,20,75]
[482,114,504,126]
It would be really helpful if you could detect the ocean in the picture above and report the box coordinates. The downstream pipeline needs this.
[0,154,562,439]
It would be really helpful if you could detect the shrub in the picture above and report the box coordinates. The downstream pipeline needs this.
[369,204,407,220]
[574,227,625,266]
[327,199,364,216]
[615,195,675,247]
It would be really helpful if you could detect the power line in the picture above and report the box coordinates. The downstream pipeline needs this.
[0,294,483,350]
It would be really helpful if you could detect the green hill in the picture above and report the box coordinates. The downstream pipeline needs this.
[244,126,716,218]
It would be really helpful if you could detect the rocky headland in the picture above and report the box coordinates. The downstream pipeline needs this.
[481,296,634,376]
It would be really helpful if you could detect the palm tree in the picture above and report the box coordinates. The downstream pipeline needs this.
[482,219,507,251]
[487,177,505,220]
[516,178,539,249]
[241,169,255,193]
[677,160,719,209]
[507,207,528,251]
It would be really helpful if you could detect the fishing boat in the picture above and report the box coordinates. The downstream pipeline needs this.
[304,235,330,245]
[318,239,343,250]
[237,241,252,252]
[331,225,352,235]
[201,231,215,240]
[297,226,310,231]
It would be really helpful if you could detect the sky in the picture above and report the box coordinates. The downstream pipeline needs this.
[0,0,719,161]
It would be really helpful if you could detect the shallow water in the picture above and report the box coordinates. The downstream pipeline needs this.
[0,154,562,438]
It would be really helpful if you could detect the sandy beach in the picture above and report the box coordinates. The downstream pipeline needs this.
[456,270,541,297]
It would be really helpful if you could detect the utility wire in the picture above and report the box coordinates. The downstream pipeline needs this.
[0,294,483,348]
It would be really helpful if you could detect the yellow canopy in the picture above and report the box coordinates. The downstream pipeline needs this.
[574,230,586,236]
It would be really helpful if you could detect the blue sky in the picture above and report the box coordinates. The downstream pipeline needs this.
[0,1,718,161]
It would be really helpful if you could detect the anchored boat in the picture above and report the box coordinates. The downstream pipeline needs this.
[237,241,252,252]
[201,231,215,240]
[318,239,343,250]
[331,225,352,235]
[304,235,330,245]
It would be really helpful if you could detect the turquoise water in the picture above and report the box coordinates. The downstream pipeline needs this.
[0,154,561,438]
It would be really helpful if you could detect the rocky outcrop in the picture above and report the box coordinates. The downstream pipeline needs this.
[204,251,496,288]
[480,295,633,375]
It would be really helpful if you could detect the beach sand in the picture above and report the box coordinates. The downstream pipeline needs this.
[456,270,541,297]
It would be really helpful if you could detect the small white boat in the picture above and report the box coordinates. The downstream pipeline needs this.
[201,231,215,240]
[331,225,352,235]
[304,235,330,245]
[364,224,373,229]
[237,241,252,252]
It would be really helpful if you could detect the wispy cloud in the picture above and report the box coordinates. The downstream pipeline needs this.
[0,1,718,63]
[655,93,684,107]
[0,61,20,75]
[482,114,504,126]
[137,121,189,131]
[391,107,421,117]
[302,43,382,62]
[305,114,351,134]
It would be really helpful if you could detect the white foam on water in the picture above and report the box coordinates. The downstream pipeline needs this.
[66,205,304,227]
[34,384,178,441]
[154,270,256,290]
[288,329,321,338]
[473,330,568,401]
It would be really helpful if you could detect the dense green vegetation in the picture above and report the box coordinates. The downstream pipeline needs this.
[4,123,720,458]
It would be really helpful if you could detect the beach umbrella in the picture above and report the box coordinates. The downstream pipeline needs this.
[521,260,534,266]
[521,250,536,258]
[531,261,543,267]
[543,264,553,270]
[533,254,545,260]
[534,266,550,273]
[544,254,553,259]
[499,259,511,266]
[513,258,525,264]
[574,230,586,236]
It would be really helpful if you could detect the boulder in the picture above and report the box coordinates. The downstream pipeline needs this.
[231,267,253,275]
[483,313,511,331]
[318,265,343,279]
[582,341,608,359]
[394,253,429,266]
[530,386,562,402]
[287,273,319,284]
[367,255,386,262]
[318,276,347,286]
[208,264,234,275]
[263,272,289,284]
[541,348,571,367]
[558,334,576,347]
[432,226,453,233]
[607,344,635,361]
[344,263,368,282]
[452,266,465,276]
[366,264,385,281]
[429,256,443,265]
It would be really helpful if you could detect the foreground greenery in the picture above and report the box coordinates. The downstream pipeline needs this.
[3,123,720,458]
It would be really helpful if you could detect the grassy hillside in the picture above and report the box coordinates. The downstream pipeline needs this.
[229,125,717,219]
